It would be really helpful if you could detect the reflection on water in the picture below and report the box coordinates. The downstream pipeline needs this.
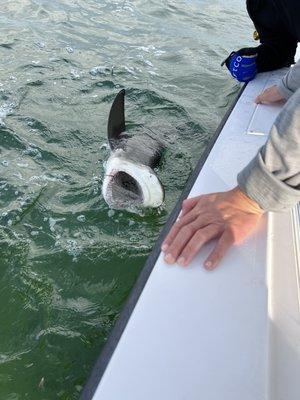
[0,0,252,398]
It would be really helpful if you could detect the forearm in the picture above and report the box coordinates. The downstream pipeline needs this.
[277,59,300,100]
[255,41,297,72]
[246,0,297,72]
[238,88,300,212]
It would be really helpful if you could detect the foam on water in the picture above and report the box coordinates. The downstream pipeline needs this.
[0,103,14,126]
[89,66,111,76]
[49,217,66,233]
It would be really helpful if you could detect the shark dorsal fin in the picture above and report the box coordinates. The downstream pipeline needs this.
[107,89,125,149]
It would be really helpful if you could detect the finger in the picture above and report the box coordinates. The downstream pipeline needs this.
[163,223,196,264]
[255,93,270,104]
[256,97,271,105]
[254,95,262,104]
[162,209,214,252]
[180,196,202,218]
[161,212,198,251]
[204,229,235,270]
[259,98,271,105]
[164,213,216,264]
[177,224,221,267]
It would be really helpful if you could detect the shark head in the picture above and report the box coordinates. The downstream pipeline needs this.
[102,90,164,211]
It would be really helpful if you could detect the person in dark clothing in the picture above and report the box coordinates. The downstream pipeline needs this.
[225,0,300,81]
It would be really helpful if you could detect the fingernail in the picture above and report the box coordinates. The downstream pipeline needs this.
[204,261,213,270]
[177,257,185,266]
[164,254,175,264]
[161,244,168,252]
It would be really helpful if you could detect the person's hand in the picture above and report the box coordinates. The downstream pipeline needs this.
[222,48,258,83]
[255,85,285,104]
[161,187,264,270]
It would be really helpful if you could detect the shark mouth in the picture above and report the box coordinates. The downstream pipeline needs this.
[102,151,164,210]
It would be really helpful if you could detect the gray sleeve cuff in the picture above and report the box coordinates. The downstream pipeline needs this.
[237,153,300,212]
[277,62,300,100]
[277,80,294,100]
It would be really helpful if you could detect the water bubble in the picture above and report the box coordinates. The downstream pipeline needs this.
[31,230,39,236]
[107,209,115,218]
[1,160,9,167]
[66,46,74,53]
[70,69,80,79]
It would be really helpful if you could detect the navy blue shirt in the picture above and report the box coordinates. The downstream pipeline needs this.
[246,0,299,71]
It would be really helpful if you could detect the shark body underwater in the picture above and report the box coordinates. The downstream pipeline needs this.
[102,89,165,211]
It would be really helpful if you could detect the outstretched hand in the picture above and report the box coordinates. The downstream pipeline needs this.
[161,187,264,270]
[255,85,285,104]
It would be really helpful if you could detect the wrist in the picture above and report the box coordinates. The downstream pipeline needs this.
[232,186,264,215]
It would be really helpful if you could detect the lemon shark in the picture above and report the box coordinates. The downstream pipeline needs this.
[102,89,165,210]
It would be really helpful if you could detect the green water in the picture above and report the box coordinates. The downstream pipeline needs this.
[0,0,253,398]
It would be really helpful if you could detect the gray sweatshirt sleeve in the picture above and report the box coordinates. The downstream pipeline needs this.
[237,88,300,212]
[277,59,300,99]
